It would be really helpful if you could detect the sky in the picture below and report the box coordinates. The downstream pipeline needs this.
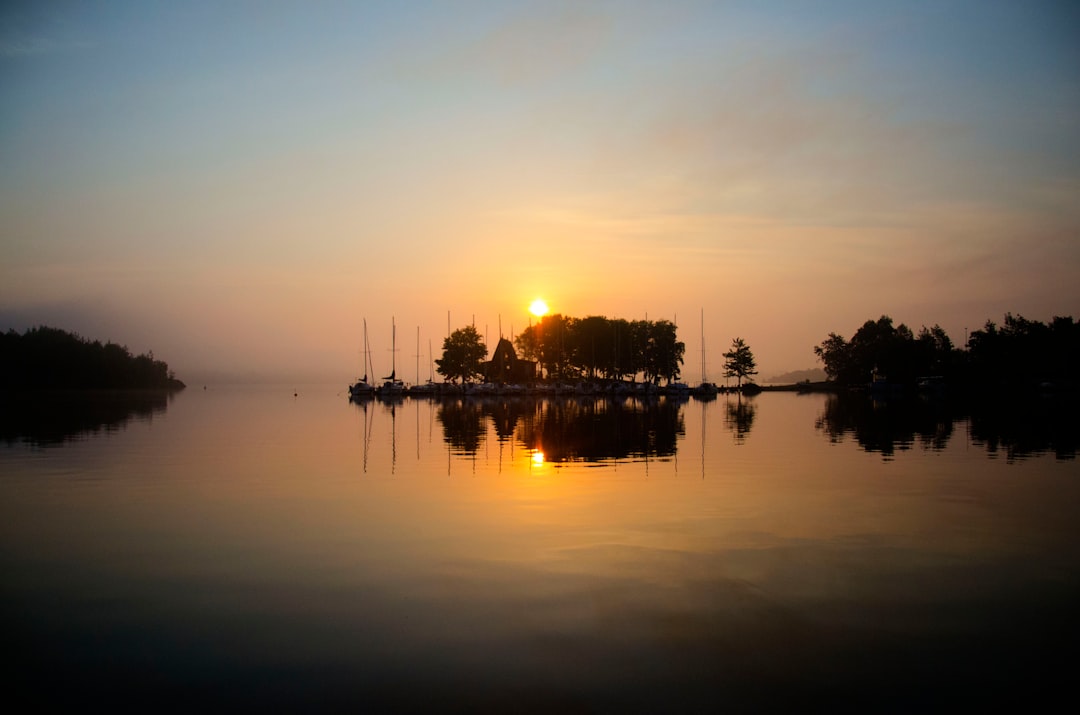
[2,0,1078,384]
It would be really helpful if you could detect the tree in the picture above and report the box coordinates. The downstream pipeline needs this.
[814,332,851,382]
[514,324,539,363]
[436,326,487,384]
[815,316,955,386]
[915,324,955,376]
[568,315,615,380]
[853,316,918,383]
[722,337,757,388]
[967,313,1080,387]
[610,318,640,381]
[642,320,685,384]
[515,312,687,383]
[543,314,576,380]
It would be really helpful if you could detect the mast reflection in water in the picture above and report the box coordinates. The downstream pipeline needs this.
[4,387,1078,712]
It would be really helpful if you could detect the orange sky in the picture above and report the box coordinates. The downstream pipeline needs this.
[3,2,1078,383]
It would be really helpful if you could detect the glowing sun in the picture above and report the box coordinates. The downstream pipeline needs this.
[529,299,549,317]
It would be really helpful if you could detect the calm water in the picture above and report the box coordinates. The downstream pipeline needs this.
[3,387,1078,712]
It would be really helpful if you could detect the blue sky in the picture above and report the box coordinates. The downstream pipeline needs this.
[2,1,1078,382]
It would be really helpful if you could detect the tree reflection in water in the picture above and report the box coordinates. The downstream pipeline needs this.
[437,396,685,463]
[723,396,756,443]
[968,394,1078,461]
[1,390,173,446]
[816,392,1078,461]
[436,399,486,454]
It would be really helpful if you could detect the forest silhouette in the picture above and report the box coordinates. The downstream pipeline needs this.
[1,326,185,390]
[814,313,1079,390]
[434,311,1078,393]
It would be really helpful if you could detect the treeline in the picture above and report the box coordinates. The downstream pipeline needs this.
[0,326,185,390]
[814,314,1080,389]
[515,315,686,383]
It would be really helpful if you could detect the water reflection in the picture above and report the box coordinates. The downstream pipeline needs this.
[435,396,685,463]
[422,391,1080,463]
[437,399,485,454]
[0,390,173,446]
[968,395,1079,461]
[7,387,1080,711]
[815,393,958,458]
[817,392,1078,461]
[518,397,683,463]
[723,396,756,443]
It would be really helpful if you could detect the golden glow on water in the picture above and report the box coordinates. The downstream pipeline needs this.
[4,387,1079,710]
[528,299,549,317]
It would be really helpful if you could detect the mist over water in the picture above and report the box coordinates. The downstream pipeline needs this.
[3,387,1077,711]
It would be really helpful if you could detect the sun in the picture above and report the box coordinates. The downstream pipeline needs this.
[529,299,549,318]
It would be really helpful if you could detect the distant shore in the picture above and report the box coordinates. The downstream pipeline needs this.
[1,326,185,391]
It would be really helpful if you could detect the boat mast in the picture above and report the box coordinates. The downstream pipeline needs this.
[701,308,706,383]
[389,316,397,381]
[365,319,374,384]
[363,318,370,383]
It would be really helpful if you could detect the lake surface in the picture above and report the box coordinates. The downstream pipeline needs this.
[3,387,1078,712]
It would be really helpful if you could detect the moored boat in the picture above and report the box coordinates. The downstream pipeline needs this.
[408,380,438,397]
[376,374,406,397]
[349,319,376,401]
[376,318,406,398]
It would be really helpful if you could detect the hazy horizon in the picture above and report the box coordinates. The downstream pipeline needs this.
[4,1,1078,384]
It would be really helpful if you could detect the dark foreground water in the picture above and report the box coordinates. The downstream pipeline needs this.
[2,387,1078,712]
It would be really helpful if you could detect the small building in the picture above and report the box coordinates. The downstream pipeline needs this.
[483,338,537,384]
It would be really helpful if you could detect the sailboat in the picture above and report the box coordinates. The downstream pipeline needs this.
[694,309,718,397]
[408,329,439,396]
[349,319,376,400]
[376,317,406,398]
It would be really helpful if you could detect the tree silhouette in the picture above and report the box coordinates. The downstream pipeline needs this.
[814,332,851,383]
[569,315,615,379]
[643,319,685,384]
[0,326,183,390]
[516,314,686,383]
[967,313,1080,388]
[722,337,757,388]
[436,326,487,385]
[814,316,933,386]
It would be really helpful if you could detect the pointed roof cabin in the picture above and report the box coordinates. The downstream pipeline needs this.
[483,338,537,384]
